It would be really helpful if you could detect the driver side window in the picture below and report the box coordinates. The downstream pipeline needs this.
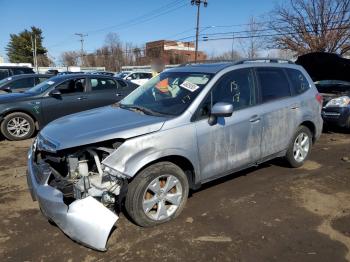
[56,78,85,94]
[197,68,256,119]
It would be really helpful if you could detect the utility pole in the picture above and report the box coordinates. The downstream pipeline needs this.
[31,34,38,72]
[75,33,88,66]
[231,32,235,60]
[191,0,208,63]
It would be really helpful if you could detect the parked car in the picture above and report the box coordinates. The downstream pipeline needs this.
[0,74,136,140]
[122,71,153,86]
[296,52,350,129]
[46,69,59,75]
[26,59,323,250]
[0,74,51,94]
[0,66,35,81]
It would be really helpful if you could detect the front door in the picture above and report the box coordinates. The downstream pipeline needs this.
[41,77,89,125]
[195,68,262,181]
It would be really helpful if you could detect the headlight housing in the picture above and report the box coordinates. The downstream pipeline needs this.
[325,96,350,108]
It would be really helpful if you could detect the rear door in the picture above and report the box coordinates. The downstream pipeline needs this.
[85,77,123,108]
[255,67,296,158]
[41,77,90,124]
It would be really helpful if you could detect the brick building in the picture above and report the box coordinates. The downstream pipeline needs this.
[141,40,207,65]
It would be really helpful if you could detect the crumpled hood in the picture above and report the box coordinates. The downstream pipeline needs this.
[40,105,167,150]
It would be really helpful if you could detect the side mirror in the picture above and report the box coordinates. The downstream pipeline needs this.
[208,102,233,126]
[49,89,61,97]
[1,86,12,93]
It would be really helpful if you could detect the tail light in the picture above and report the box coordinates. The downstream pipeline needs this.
[315,93,323,105]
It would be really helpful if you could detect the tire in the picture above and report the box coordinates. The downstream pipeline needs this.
[285,126,312,168]
[0,112,35,141]
[125,162,189,227]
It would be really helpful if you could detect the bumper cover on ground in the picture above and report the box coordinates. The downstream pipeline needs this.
[26,149,118,251]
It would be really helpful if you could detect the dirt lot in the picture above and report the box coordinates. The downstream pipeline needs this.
[0,131,349,262]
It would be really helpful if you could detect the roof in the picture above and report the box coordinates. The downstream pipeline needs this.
[7,74,51,79]
[168,62,233,74]
[168,58,296,74]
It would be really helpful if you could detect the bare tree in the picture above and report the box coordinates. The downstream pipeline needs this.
[60,51,79,66]
[270,0,350,55]
[240,16,264,58]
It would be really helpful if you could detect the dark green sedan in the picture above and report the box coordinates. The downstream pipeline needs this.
[0,74,137,140]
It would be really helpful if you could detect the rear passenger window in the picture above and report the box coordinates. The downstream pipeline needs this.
[0,69,10,79]
[286,69,310,95]
[256,68,291,102]
[90,78,117,91]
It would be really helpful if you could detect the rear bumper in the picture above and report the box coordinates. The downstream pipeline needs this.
[322,106,350,128]
[26,148,118,251]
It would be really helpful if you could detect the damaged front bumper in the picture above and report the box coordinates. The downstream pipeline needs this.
[26,147,118,251]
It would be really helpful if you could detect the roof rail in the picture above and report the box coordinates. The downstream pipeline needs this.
[234,58,295,65]
[179,58,295,67]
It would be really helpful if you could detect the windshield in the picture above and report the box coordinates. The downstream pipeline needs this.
[120,71,213,116]
[26,79,56,93]
[315,80,350,93]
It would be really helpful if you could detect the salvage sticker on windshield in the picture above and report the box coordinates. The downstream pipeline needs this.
[180,81,200,92]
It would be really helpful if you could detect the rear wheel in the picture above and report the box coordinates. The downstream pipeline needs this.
[125,162,189,227]
[1,112,35,141]
[285,126,312,168]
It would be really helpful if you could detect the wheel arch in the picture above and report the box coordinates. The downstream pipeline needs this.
[0,109,39,128]
[131,155,199,190]
[300,120,316,143]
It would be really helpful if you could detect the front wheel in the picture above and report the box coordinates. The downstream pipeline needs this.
[1,112,35,141]
[125,162,189,227]
[285,126,312,168]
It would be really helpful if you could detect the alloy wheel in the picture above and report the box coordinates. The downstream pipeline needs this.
[6,117,31,138]
[142,175,183,221]
[293,132,310,162]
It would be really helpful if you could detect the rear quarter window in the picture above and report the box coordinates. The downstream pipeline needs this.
[286,68,310,95]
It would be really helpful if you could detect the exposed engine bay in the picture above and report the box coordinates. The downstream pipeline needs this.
[34,140,127,215]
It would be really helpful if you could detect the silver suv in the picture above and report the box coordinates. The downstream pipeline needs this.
[27,59,323,250]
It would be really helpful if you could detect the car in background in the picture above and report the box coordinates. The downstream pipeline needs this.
[0,74,136,140]
[316,80,350,129]
[0,74,51,94]
[91,71,115,77]
[296,52,350,129]
[0,66,35,81]
[122,71,153,86]
[26,59,323,250]
[46,69,59,75]
[115,71,131,78]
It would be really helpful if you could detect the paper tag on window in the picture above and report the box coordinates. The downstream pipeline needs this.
[47,81,55,85]
[7,77,12,81]
[180,81,200,92]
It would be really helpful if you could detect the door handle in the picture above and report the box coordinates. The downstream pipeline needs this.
[291,104,299,110]
[116,93,123,97]
[77,96,87,100]
[249,115,261,123]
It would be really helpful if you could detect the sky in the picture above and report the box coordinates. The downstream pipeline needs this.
[0,0,278,64]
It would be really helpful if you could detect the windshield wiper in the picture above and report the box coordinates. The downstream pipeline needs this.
[120,104,165,117]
